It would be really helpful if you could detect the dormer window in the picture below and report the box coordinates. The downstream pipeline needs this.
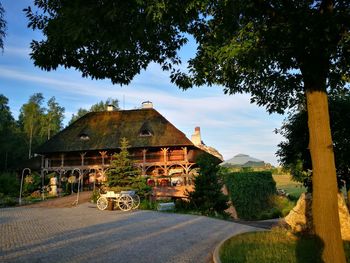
[139,122,153,137]
[79,133,90,141]
[139,129,153,137]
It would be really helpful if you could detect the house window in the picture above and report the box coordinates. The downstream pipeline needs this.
[139,129,153,137]
[139,122,153,137]
[79,133,90,141]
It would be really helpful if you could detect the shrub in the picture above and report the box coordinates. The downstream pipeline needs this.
[23,172,41,196]
[256,195,295,220]
[0,172,20,196]
[0,194,17,207]
[90,189,100,203]
[139,199,159,210]
[225,171,276,219]
[174,198,193,211]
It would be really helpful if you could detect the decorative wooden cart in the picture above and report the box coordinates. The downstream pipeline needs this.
[96,190,140,211]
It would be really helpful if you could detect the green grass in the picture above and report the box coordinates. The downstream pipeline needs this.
[273,174,306,200]
[220,228,350,263]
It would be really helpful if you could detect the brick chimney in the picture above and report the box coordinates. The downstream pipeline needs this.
[107,105,116,111]
[141,101,153,109]
[191,126,202,146]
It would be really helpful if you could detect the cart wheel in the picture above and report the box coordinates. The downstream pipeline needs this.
[97,197,108,210]
[118,195,133,211]
[132,194,140,209]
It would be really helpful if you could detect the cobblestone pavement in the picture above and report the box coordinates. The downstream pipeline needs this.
[0,203,260,263]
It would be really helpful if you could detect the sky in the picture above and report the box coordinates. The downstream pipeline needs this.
[0,1,286,166]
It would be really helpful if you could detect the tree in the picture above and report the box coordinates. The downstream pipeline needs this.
[0,1,6,51]
[188,154,229,217]
[18,93,45,159]
[42,97,65,140]
[106,137,141,189]
[0,95,17,170]
[0,95,28,171]
[277,93,350,202]
[69,98,119,124]
[25,1,350,261]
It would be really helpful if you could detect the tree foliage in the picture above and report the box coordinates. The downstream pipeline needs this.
[24,1,350,103]
[0,93,65,169]
[18,93,45,159]
[188,154,229,217]
[18,93,65,158]
[277,93,350,193]
[69,98,119,124]
[0,95,26,171]
[42,96,65,140]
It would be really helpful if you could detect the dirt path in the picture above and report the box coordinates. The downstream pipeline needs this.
[26,191,92,208]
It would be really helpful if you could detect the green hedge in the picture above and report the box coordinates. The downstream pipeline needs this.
[225,171,276,219]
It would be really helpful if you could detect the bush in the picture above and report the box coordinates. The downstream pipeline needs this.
[0,194,17,207]
[174,198,193,211]
[139,199,159,210]
[23,172,42,196]
[0,172,20,196]
[256,195,295,220]
[90,189,100,203]
[225,171,276,220]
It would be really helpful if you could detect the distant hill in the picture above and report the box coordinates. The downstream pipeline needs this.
[221,154,266,168]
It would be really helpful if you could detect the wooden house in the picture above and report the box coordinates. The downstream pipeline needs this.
[35,103,222,198]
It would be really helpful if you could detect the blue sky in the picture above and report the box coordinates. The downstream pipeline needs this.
[0,0,286,165]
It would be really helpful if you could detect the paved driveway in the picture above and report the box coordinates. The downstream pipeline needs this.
[0,203,259,263]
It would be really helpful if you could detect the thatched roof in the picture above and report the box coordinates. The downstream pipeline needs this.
[35,108,195,154]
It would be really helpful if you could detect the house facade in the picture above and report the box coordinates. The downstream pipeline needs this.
[35,102,223,198]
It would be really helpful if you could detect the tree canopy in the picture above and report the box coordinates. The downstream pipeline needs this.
[25,1,350,261]
[17,93,65,159]
[0,95,24,171]
[25,1,350,112]
[277,93,350,193]
[69,98,119,124]
[0,93,65,170]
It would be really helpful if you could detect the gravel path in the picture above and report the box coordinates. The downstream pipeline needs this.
[0,203,260,263]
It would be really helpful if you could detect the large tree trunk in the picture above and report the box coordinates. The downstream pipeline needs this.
[306,89,346,263]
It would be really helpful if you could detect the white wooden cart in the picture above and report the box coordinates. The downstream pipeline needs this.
[96,190,140,211]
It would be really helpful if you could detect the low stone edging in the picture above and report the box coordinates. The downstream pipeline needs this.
[212,234,231,263]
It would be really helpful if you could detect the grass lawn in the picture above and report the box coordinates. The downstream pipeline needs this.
[220,228,350,263]
[273,174,306,200]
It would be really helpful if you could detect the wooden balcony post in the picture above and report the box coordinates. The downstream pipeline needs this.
[80,152,87,166]
[182,147,188,162]
[161,148,169,163]
[142,149,147,176]
[61,154,65,167]
[99,151,108,167]
[161,148,169,175]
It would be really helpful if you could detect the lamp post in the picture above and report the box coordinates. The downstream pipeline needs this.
[19,168,31,206]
